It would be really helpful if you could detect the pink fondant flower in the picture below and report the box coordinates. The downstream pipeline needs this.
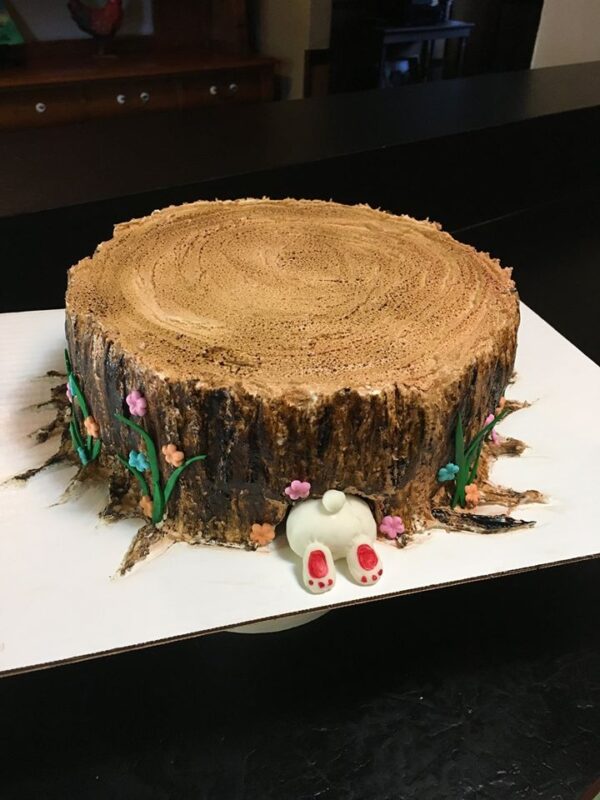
[126,389,147,417]
[465,483,480,509]
[284,480,311,500]
[66,385,73,403]
[379,515,405,539]
[485,413,500,444]
[162,443,185,468]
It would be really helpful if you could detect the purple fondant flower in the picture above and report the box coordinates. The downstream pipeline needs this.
[379,515,405,539]
[485,413,500,444]
[126,389,147,417]
[284,480,311,501]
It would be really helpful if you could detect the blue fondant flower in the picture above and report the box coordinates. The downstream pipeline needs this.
[437,462,460,482]
[77,446,89,466]
[129,449,150,472]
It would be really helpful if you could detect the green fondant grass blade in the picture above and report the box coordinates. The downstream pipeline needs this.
[455,412,465,469]
[451,407,513,506]
[115,413,164,523]
[91,438,102,461]
[69,372,90,419]
[465,408,512,461]
[467,439,485,484]
[452,473,467,509]
[116,454,150,497]
[451,412,466,508]
[66,350,102,463]
[69,418,84,450]
[164,455,206,505]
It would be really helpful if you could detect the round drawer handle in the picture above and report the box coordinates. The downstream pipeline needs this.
[140,91,150,103]
[209,85,218,96]
[35,102,46,114]
[228,83,238,94]
[116,94,126,105]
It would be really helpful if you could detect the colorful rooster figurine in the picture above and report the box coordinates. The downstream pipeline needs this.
[67,0,123,55]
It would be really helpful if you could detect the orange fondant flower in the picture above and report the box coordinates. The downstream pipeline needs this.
[465,483,480,509]
[496,396,506,416]
[162,443,185,468]
[83,415,100,439]
[139,495,154,519]
[250,523,276,547]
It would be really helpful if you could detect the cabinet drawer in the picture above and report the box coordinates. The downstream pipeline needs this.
[84,78,180,119]
[180,67,270,109]
[0,85,86,129]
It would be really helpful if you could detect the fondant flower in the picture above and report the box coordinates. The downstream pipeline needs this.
[485,413,500,444]
[129,449,150,472]
[139,495,153,519]
[379,515,405,539]
[83,415,100,439]
[284,480,311,500]
[465,483,480,508]
[250,523,276,547]
[126,389,147,417]
[162,443,185,468]
[76,446,89,466]
[438,462,460,482]
[66,384,74,403]
[496,396,506,416]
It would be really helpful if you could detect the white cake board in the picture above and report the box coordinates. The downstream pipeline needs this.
[0,305,598,675]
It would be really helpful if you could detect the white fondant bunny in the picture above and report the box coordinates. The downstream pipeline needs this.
[286,490,382,594]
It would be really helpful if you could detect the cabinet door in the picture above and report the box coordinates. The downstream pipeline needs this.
[180,66,273,109]
[84,77,180,119]
[0,85,86,129]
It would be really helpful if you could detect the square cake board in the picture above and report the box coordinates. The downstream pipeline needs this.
[0,304,598,676]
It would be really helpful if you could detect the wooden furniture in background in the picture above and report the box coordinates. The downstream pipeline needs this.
[0,0,274,129]
[377,19,474,87]
[0,48,275,129]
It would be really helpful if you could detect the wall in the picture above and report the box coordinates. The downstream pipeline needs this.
[532,0,600,68]
[256,0,331,100]
[8,0,153,41]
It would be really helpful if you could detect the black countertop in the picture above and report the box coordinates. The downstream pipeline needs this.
[2,61,600,220]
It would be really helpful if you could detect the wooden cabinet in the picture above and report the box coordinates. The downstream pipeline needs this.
[84,77,181,119]
[0,84,86,128]
[180,65,271,109]
[0,52,275,129]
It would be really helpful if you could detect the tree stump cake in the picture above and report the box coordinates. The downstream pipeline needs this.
[65,198,519,547]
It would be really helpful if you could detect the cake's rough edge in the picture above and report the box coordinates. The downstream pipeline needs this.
[11,377,542,576]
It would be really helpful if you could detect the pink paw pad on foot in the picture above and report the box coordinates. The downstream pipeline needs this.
[303,543,335,594]
[347,536,382,587]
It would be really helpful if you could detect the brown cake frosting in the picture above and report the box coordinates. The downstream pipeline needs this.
[66,198,519,546]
